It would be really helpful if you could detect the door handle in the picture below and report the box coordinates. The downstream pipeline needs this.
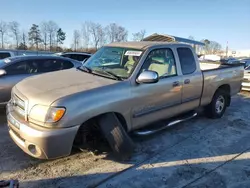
[184,79,190,84]
[172,81,180,87]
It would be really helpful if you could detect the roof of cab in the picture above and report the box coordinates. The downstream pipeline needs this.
[105,41,191,50]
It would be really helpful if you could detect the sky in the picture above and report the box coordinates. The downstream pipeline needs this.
[0,0,249,50]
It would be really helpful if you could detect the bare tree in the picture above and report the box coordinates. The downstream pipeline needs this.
[81,21,90,49]
[19,30,28,50]
[89,22,106,49]
[47,21,59,51]
[0,21,8,48]
[73,30,81,51]
[208,41,222,54]
[40,22,49,50]
[132,29,146,41]
[98,27,106,47]
[201,39,222,54]
[9,21,20,48]
[106,23,128,43]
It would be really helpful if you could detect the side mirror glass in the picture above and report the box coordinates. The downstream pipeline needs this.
[136,70,159,84]
[0,69,6,77]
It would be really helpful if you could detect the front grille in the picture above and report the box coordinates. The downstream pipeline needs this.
[11,93,26,119]
[9,126,25,142]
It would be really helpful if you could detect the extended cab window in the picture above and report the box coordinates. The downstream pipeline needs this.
[141,48,177,78]
[177,48,196,75]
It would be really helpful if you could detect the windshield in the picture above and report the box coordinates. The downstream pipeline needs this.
[83,47,143,80]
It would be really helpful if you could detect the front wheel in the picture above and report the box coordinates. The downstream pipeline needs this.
[205,89,228,119]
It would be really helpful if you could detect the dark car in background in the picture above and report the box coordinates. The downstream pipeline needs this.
[56,52,92,62]
[0,50,53,59]
[240,58,250,67]
[0,55,82,106]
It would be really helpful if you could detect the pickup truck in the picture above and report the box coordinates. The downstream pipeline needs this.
[6,42,244,159]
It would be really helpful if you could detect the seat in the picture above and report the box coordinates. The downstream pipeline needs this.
[148,63,169,77]
[124,56,135,73]
[148,58,176,77]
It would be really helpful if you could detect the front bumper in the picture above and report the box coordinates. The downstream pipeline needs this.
[6,103,80,159]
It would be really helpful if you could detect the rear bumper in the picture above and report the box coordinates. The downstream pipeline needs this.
[6,103,80,159]
[242,82,250,91]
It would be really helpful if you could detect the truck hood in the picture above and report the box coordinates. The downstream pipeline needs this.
[15,68,118,106]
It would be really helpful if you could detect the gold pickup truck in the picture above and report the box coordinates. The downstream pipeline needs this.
[6,42,244,159]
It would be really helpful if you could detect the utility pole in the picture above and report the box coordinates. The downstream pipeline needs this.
[226,41,228,58]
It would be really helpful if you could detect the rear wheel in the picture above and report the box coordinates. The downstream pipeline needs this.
[205,89,228,119]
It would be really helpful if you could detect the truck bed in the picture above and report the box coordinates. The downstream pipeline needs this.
[199,61,244,107]
[200,61,243,71]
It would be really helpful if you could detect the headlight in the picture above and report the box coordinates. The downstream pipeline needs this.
[29,105,50,123]
[29,105,66,124]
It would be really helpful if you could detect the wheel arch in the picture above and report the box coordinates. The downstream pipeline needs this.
[73,112,129,143]
[216,84,231,106]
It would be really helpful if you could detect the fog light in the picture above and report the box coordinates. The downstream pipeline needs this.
[28,144,41,156]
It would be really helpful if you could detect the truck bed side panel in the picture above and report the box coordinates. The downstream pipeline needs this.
[200,65,244,107]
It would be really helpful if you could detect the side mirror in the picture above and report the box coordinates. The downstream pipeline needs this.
[136,70,159,84]
[0,69,6,77]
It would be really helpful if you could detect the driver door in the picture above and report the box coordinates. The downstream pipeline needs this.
[131,48,182,129]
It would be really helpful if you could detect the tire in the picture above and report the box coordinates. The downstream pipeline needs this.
[97,113,135,160]
[205,89,228,119]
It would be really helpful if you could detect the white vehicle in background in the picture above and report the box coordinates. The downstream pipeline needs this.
[241,58,250,91]
[199,54,221,62]
[55,52,92,62]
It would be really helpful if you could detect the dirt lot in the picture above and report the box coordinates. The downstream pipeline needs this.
[1,92,250,188]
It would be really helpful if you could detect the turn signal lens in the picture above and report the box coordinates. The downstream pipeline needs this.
[47,107,66,123]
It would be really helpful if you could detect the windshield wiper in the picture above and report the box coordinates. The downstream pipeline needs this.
[77,66,92,73]
[93,69,123,81]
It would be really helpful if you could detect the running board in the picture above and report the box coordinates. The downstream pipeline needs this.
[133,112,198,136]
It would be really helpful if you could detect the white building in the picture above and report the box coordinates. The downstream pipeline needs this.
[225,49,250,58]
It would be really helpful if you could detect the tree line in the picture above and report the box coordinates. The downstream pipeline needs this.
[0,21,66,51]
[0,20,222,54]
[188,36,223,55]
[72,21,146,51]
[0,20,146,52]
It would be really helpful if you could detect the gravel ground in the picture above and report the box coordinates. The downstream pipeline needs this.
[0,92,250,188]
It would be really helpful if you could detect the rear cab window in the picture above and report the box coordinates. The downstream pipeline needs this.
[177,48,196,75]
